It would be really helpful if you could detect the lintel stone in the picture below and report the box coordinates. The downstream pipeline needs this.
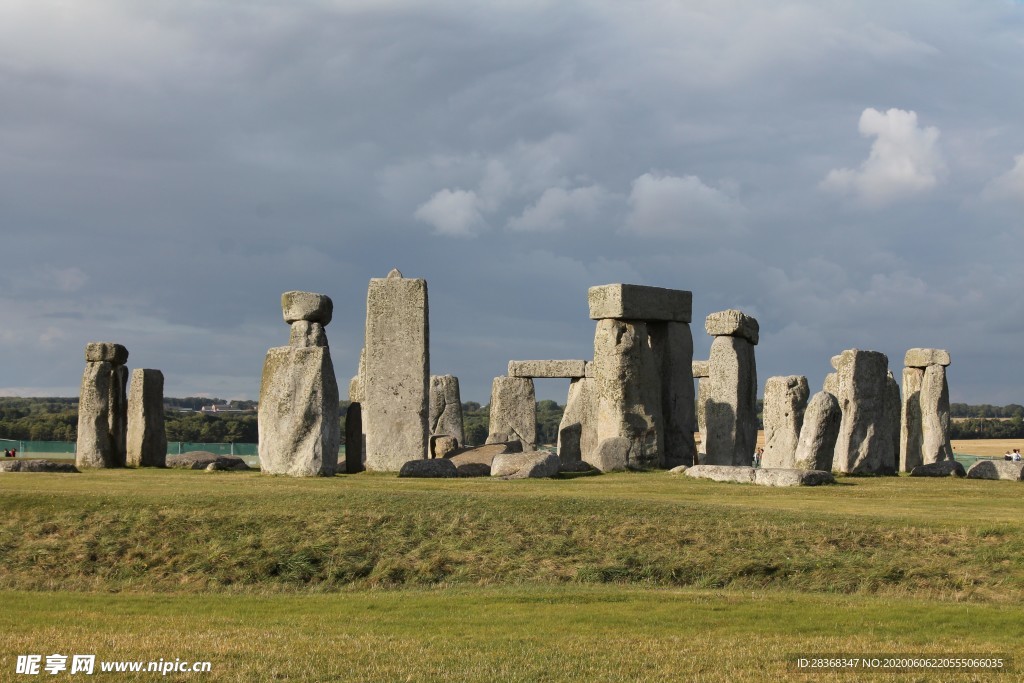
[588,284,692,323]
[691,360,710,378]
[508,360,587,378]
[904,348,951,368]
[704,310,759,344]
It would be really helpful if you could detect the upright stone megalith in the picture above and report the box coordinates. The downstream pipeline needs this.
[363,270,429,471]
[76,342,129,469]
[762,375,809,469]
[429,374,465,447]
[831,349,894,474]
[590,318,663,469]
[900,349,952,471]
[703,310,758,466]
[793,391,842,471]
[692,360,710,458]
[486,376,536,449]
[259,292,340,476]
[558,377,597,463]
[126,369,166,467]
[649,321,697,467]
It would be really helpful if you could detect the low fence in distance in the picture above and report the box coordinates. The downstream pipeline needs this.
[0,439,275,458]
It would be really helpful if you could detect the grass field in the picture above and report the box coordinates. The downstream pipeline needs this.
[0,468,1021,681]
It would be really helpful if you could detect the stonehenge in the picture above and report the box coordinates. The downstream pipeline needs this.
[76,342,130,469]
[429,374,465,448]
[792,391,842,471]
[557,376,597,464]
[761,375,809,469]
[703,310,758,467]
[126,369,167,467]
[486,376,537,450]
[692,360,710,457]
[829,349,897,475]
[900,349,953,471]
[362,269,430,471]
[258,291,340,476]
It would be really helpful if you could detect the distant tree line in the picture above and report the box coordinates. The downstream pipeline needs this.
[950,403,1024,418]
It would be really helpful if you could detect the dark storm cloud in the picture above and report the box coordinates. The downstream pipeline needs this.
[1,0,1022,404]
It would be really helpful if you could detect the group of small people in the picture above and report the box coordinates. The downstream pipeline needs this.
[1003,449,1022,462]
[3,448,16,458]
[752,447,764,468]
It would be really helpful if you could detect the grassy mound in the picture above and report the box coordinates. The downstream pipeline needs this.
[1,469,1021,601]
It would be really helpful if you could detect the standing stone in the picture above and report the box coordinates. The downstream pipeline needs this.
[831,349,894,474]
[920,364,953,464]
[259,346,340,476]
[900,366,925,472]
[704,311,758,467]
[793,391,842,471]
[429,375,465,446]
[259,291,340,477]
[344,402,363,473]
[289,321,327,348]
[126,369,166,467]
[649,321,697,467]
[486,376,536,450]
[363,271,429,471]
[76,360,113,468]
[108,364,129,467]
[591,318,663,470]
[558,377,597,463]
[761,375,809,469]
[692,361,710,458]
[885,370,901,473]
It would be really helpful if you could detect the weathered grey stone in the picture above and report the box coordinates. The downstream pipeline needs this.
[761,375,809,469]
[793,391,841,471]
[920,364,953,464]
[823,372,839,396]
[85,342,129,365]
[588,283,692,322]
[704,335,757,466]
[885,370,901,472]
[348,347,366,403]
[684,464,756,483]
[166,452,250,470]
[691,360,710,378]
[429,434,459,459]
[0,460,79,473]
[258,346,340,476]
[491,451,561,479]
[559,460,599,474]
[281,291,333,325]
[589,437,631,472]
[108,364,129,467]
[650,321,697,467]
[696,376,709,456]
[910,460,966,477]
[508,360,587,378]
[76,361,113,468]
[668,465,689,474]
[965,460,1024,481]
[398,458,458,478]
[904,348,951,368]
[428,375,465,446]
[363,274,429,471]
[486,376,536,451]
[344,402,363,473]
[591,319,663,469]
[584,361,594,378]
[557,377,597,464]
[704,310,759,345]
[831,349,895,474]
[289,321,328,348]
[900,366,925,472]
[753,468,835,487]
[126,369,166,467]
[445,442,522,477]
[830,355,842,370]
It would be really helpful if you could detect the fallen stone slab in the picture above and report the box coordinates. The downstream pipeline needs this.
[684,464,756,483]
[910,460,966,478]
[166,452,251,471]
[588,284,692,322]
[445,443,520,477]
[753,468,835,487]
[0,460,79,473]
[904,348,951,368]
[668,465,689,474]
[559,460,599,474]
[398,459,458,478]
[491,451,561,479]
[508,360,588,378]
[966,460,1024,481]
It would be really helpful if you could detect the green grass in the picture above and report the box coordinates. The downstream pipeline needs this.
[0,587,1018,682]
[0,469,1021,681]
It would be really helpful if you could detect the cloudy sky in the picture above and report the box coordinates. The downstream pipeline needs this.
[2,0,1023,405]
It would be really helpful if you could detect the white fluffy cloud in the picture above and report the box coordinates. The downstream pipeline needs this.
[983,153,1024,203]
[507,185,607,232]
[414,188,486,237]
[821,108,944,207]
[624,173,744,238]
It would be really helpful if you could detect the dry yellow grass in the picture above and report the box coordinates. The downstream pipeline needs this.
[693,432,1019,458]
